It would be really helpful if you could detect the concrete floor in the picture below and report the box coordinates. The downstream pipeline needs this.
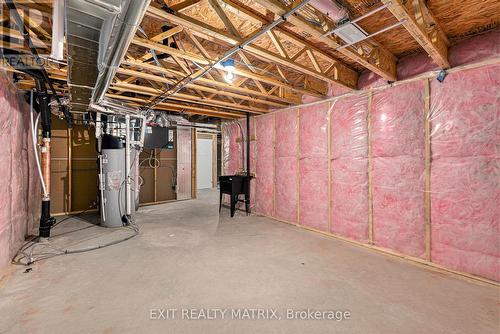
[0,189,498,334]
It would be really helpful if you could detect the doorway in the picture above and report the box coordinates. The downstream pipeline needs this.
[196,136,214,189]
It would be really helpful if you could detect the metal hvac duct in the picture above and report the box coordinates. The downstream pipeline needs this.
[65,0,150,113]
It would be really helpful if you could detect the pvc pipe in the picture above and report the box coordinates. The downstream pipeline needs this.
[50,0,64,60]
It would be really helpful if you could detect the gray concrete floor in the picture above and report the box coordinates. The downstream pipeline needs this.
[0,189,498,334]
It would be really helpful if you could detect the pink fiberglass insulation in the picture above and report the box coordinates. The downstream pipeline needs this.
[0,71,40,276]
[449,29,500,67]
[222,122,241,175]
[274,109,298,223]
[371,82,426,258]
[299,103,329,232]
[430,64,500,281]
[331,97,369,159]
[255,114,274,216]
[330,96,369,241]
[239,117,257,208]
[431,157,499,281]
[430,64,499,159]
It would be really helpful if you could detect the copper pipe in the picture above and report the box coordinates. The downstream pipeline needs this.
[40,138,51,200]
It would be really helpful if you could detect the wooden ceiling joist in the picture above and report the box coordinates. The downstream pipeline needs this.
[107,93,242,119]
[252,0,397,81]
[145,5,358,90]
[111,81,267,114]
[130,35,321,98]
[122,59,297,104]
[382,0,450,69]
[116,67,288,108]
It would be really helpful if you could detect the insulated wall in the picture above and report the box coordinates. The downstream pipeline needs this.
[330,96,369,242]
[371,82,426,258]
[274,110,298,223]
[255,114,274,216]
[223,31,499,281]
[429,64,500,281]
[0,71,40,277]
[299,104,329,231]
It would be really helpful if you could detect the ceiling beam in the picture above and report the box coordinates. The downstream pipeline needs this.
[130,34,322,97]
[145,5,358,90]
[252,0,397,81]
[382,0,449,69]
[116,67,288,108]
[168,0,203,13]
[122,59,297,104]
[107,93,242,118]
[112,81,267,114]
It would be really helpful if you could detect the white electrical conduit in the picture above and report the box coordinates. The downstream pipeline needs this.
[30,90,48,197]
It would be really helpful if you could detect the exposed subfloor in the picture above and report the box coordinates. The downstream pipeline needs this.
[0,189,498,334]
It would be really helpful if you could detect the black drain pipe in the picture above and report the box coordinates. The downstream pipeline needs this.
[3,0,66,238]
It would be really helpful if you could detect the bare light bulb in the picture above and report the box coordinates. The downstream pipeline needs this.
[225,71,235,83]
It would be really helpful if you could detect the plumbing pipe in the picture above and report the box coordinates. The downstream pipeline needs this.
[125,114,131,218]
[50,0,64,60]
[30,91,48,197]
[143,0,311,111]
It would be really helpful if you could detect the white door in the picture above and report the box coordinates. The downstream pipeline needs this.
[196,138,213,189]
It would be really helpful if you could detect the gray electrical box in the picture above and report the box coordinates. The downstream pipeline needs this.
[144,126,175,149]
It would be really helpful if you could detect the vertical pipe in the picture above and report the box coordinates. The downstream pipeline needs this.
[37,85,54,238]
[246,112,250,177]
[125,115,131,217]
[50,0,64,60]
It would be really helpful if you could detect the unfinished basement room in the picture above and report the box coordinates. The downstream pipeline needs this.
[0,0,499,333]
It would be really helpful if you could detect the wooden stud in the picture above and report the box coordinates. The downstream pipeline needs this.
[296,108,300,225]
[424,79,432,261]
[327,101,332,233]
[367,92,374,245]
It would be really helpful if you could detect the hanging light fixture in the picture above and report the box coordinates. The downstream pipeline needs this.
[221,58,235,83]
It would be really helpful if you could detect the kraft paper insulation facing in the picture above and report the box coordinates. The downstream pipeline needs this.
[222,31,499,282]
[0,70,40,276]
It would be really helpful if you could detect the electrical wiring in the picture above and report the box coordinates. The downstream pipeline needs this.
[14,224,139,265]
[139,148,177,191]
